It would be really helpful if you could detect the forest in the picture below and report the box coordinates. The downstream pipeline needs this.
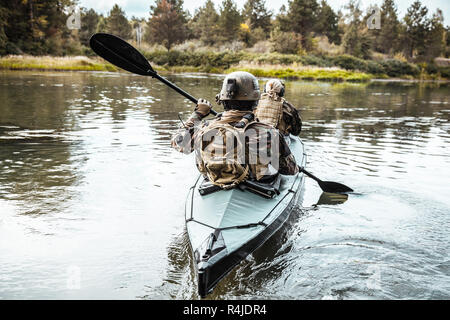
[1,0,449,79]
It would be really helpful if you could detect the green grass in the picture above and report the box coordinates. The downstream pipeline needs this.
[227,65,373,82]
[0,55,117,72]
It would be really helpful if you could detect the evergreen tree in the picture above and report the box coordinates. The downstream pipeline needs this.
[242,0,272,33]
[0,5,8,53]
[425,9,446,59]
[146,0,187,50]
[105,4,132,40]
[286,0,319,47]
[315,0,341,44]
[96,15,107,33]
[191,0,220,45]
[373,0,401,54]
[342,0,371,59]
[218,0,241,42]
[1,0,76,55]
[80,8,100,46]
[273,5,290,32]
[403,0,430,59]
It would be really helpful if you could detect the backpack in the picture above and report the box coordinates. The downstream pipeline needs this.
[195,122,249,189]
[194,121,280,188]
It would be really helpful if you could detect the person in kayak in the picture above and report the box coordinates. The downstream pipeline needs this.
[255,79,302,137]
[171,71,298,188]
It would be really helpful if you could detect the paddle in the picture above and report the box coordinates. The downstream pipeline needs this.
[89,34,353,193]
[298,166,353,193]
[89,32,217,116]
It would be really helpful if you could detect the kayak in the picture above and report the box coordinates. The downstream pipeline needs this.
[184,134,307,297]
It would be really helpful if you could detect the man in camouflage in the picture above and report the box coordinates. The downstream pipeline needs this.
[255,79,302,137]
[171,72,299,188]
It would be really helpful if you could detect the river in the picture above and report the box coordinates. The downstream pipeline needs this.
[0,71,449,299]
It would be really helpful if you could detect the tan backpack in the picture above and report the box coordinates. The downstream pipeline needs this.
[194,121,279,188]
[194,122,249,189]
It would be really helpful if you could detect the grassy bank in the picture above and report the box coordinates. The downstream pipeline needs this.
[0,54,373,82]
[1,54,448,82]
[0,55,118,72]
[227,63,372,82]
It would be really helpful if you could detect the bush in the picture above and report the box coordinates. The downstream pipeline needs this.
[269,29,302,54]
[299,55,333,68]
[380,59,420,77]
[366,61,385,75]
[438,67,450,78]
[332,55,368,72]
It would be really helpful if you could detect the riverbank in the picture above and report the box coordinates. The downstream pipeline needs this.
[1,54,448,83]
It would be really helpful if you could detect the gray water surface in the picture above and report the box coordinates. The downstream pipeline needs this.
[0,71,449,299]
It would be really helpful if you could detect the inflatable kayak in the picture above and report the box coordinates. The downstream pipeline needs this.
[184,134,307,297]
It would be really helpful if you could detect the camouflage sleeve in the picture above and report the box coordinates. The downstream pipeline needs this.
[283,100,302,136]
[278,135,299,175]
[170,112,203,154]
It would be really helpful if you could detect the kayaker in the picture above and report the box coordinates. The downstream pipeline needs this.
[171,71,298,188]
[255,79,302,136]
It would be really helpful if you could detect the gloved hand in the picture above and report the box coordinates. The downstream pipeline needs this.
[194,98,212,119]
[234,113,255,128]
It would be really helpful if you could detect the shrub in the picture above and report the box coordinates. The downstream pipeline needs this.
[332,54,368,72]
[269,29,302,54]
[366,61,385,75]
[380,59,420,77]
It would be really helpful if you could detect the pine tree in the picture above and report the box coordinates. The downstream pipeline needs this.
[105,4,132,40]
[403,0,430,59]
[373,0,401,54]
[218,0,241,42]
[242,0,272,33]
[146,0,187,50]
[80,8,100,46]
[0,4,8,53]
[286,0,319,47]
[425,9,446,59]
[191,0,220,45]
[273,5,290,32]
[315,0,341,44]
[342,0,371,59]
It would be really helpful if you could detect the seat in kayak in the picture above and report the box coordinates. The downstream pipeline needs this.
[198,175,282,199]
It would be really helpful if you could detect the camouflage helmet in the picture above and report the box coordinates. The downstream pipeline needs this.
[218,71,260,101]
[264,79,285,97]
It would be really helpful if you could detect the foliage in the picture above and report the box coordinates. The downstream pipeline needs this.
[105,4,132,40]
[269,28,302,54]
[242,0,272,33]
[146,0,187,50]
[218,0,241,42]
[190,0,220,46]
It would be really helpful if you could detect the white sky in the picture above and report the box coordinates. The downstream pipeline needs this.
[77,0,449,24]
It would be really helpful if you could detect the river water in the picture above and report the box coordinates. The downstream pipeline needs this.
[0,71,449,299]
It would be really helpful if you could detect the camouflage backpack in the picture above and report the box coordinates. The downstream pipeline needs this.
[195,122,249,189]
[194,121,279,188]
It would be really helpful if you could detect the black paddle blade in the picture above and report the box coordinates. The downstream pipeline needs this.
[89,33,155,76]
[318,180,353,193]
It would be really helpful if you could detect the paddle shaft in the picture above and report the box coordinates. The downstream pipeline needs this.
[150,73,217,116]
[299,167,322,183]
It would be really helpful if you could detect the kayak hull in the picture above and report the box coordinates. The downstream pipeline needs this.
[185,135,306,297]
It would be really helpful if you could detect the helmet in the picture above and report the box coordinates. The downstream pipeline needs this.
[218,71,260,102]
[264,79,285,97]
